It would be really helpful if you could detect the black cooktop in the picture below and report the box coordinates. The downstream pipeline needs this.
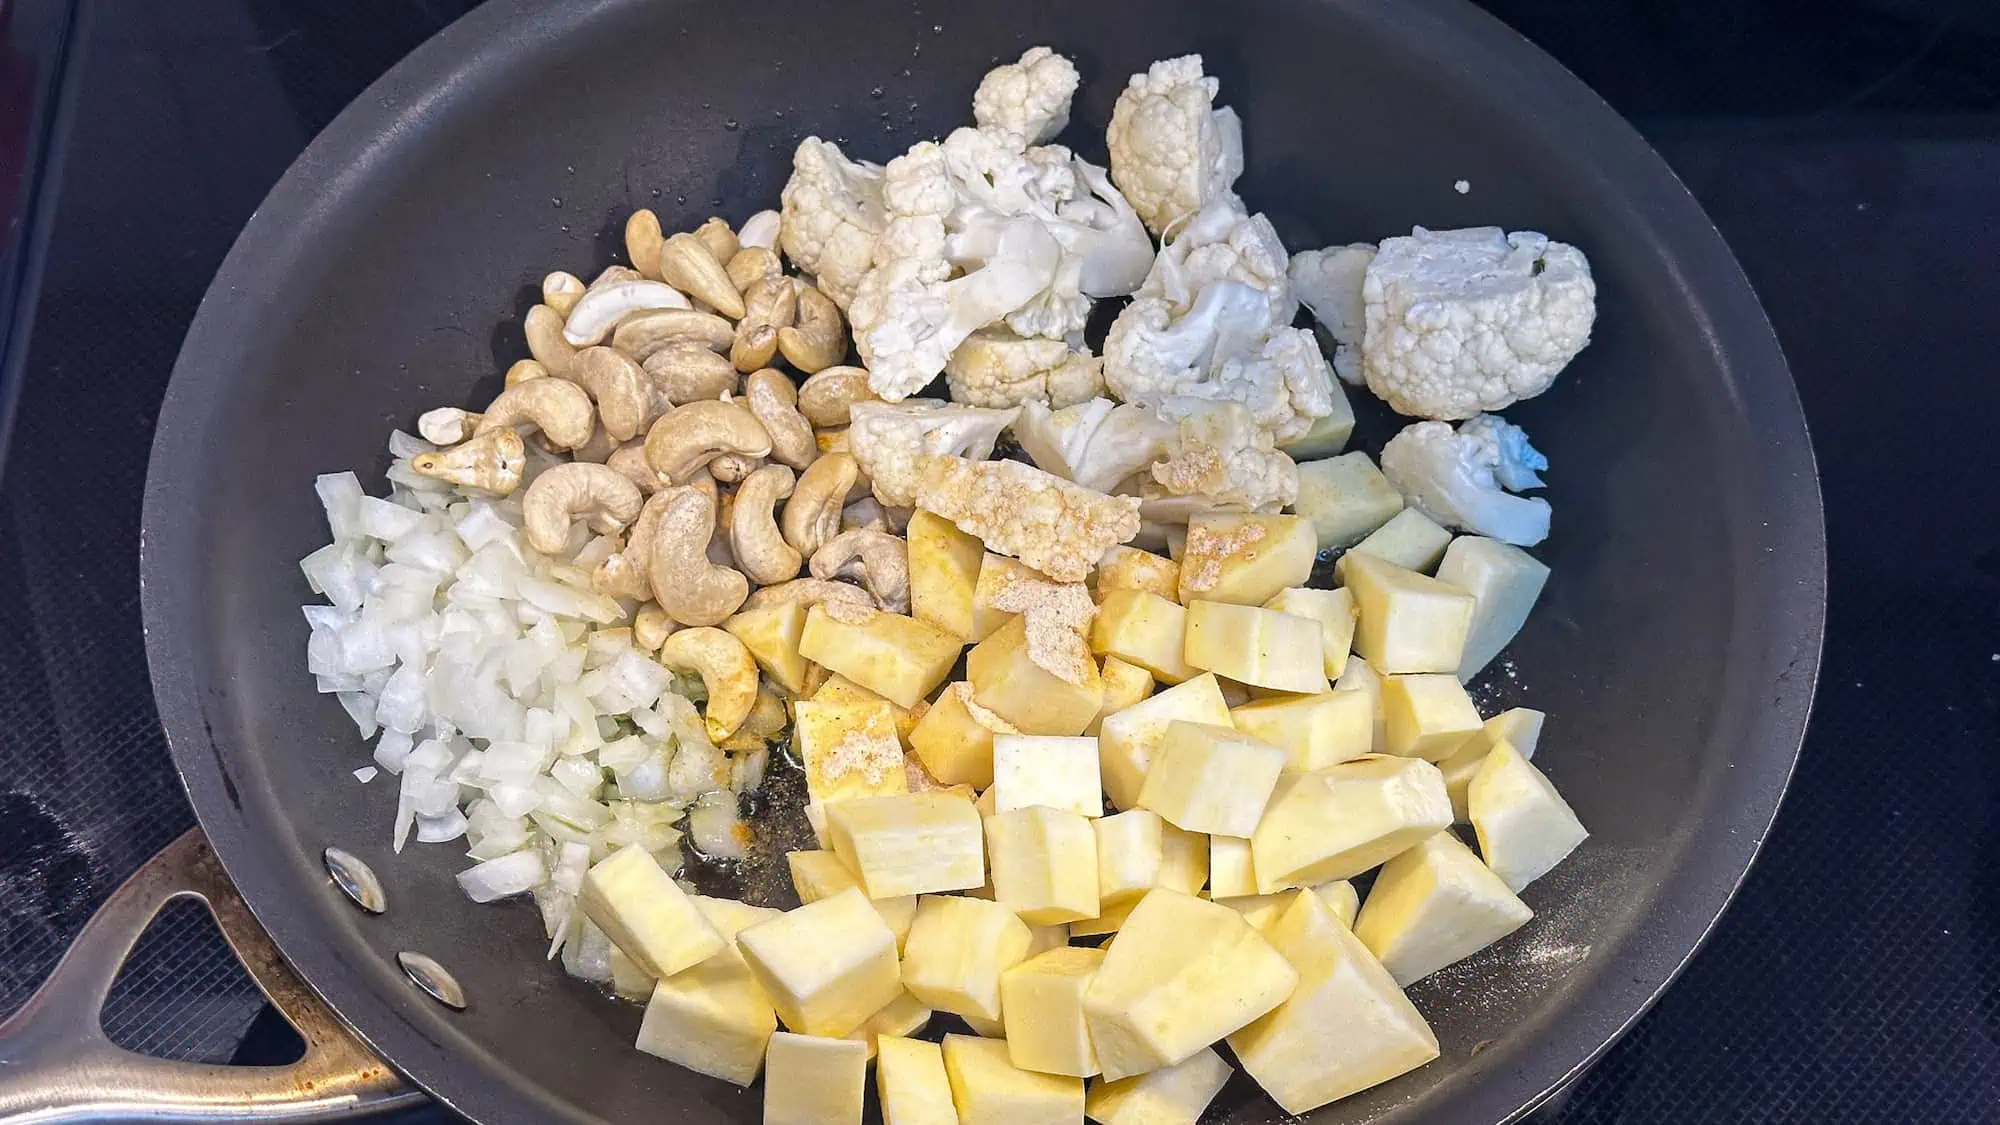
[1,1,1996,1121]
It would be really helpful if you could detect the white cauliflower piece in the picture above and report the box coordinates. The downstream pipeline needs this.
[779,138,888,310]
[973,46,1080,147]
[1363,226,1596,419]
[1012,398,1179,494]
[1144,198,1297,327]
[1378,414,1552,546]
[846,399,1022,507]
[1107,55,1244,236]
[946,330,1103,409]
[1289,243,1376,385]
[1013,397,1296,520]
[1149,399,1299,513]
[912,454,1142,582]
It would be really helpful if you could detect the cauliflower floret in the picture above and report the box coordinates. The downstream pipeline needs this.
[947,330,1103,409]
[1144,198,1297,327]
[1012,398,1180,494]
[846,399,1022,507]
[779,138,888,310]
[973,46,1081,147]
[1363,226,1596,419]
[1107,55,1244,236]
[1289,243,1377,385]
[1149,399,1299,513]
[1378,414,1551,546]
[1012,396,1296,519]
[913,454,1142,582]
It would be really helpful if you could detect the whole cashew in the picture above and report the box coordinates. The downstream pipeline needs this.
[731,464,803,585]
[607,440,666,493]
[708,452,764,483]
[646,485,749,627]
[744,368,817,471]
[810,528,911,614]
[740,576,875,614]
[624,209,666,279]
[724,246,782,292]
[737,210,781,252]
[564,280,691,347]
[522,462,646,555]
[656,232,745,320]
[563,346,654,441]
[731,324,779,374]
[731,277,795,373]
[542,271,585,317]
[612,309,734,359]
[778,284,847,374]
[477,378,595,449]
[655,627,758,740]
[816,427,850,454]
[643,340,739,405]
[504,358,549,387]
[643,400,772,484]
[693,217,739,265]
[417,407,481,446]
[796,366,879,427]
[633,602,678,651]
[780,451,857,558]
[525,304,576,377]
[409,427,524,494]
[592,488,673,599]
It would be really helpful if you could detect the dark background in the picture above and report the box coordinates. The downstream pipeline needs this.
[1,0,1996,1121]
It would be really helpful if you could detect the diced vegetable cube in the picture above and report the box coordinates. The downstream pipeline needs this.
[1091,589,1197,684]
[1229,689,1373,772]
[967,613,1105,736]
[907,509,986,641]
[1089,657,1154,736]
[722,602,811,694]
[1468,740,1587,892]
[1207,834,1258,898]
[1000,945,1106,1077]
[909,682,1015,789]
[786,850,917,950]
[794,699,910,806]
[1094,546,1182,604]
[763,1031,869,1125]
[1213,892,1291,933]
[1438,707,1546,821]
[1096,673,1234,810]
[1352,830,1532,985]
[1435,536,1550,680]
[825,792,985,898]
[900,895,1033,1025]
[987,806,1100,924]
[1182,601,1327,693]
[812,674,920,746]
[1278,385,1356,459]
[799,604,961,709]
[634,944,777,1086]
[1381,673,1483,761]
[844,991,933,1059]
[1250,756,1452,891]
[1294,452,1404,550]
[579,846,725,979]
[876,1035,958,1125]
[1340,553,1474,674]
[943,1033,1087,1125]
[1158,821,1209,895]
[1094,809,1165,905]
[1345,507,1452,573]
[1263,586,1358,679]
[991,734,1103,818]
[1138,721,1286,837]
[1333,657,1388,753]
[1176,514,1316,606]
[736,888,903,1038]
[1313,880,1361,928]
[1084,1047,1232,1125]
[1068,896,1140,937]
[970,552,1040,641]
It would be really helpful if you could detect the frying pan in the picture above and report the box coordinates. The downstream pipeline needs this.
[0,0,1825,1122]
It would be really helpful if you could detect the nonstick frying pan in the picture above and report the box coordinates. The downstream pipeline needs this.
[3,0,1824,1122]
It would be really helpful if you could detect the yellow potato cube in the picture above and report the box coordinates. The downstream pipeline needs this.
[1089,657,1154,736]
[901,895,1034,1025]
[1333,657,1388,753]
[907,509,986,641]
[1094,809,1164,905]
[967,613,1105,736]
[785,850,917,950]
[1090,589,1197,684]
[1226,891,1438,1114]
[1084,1047,1232,1125]
[1345,507,1452,573]
[799,604,962,709]
[579,846,726,979]
[1068,896,1140,937]
[1229,689,1373,772]
[736,888,903,1038]
[812,674,920,745]
[1138,721,1287,837]
[721,602,811,694]
[763,1031,869,1125]
[1001,945,1106,1077]
[1094,545,1183,604]
[1182,600,1327,694]
[795,697,908,807]
[1352,830,1532,986]
[803,800,830,849]
[1294,452,1404,550]
[1251,756,1452,891]
[987,806,1100,925]
[1313,880,1361,928]
[943,1033,1087,1125]
[1176,513,1317,606]
[1213,892,1291,933]
[1278,382,1356,459]
[634,945,777,1086]
[1207,834,1258,898]
[1435,536,1551,681]
[1341,552,1475,675]
[1468,740,1588,892]
[1081,888,1299,1081]
[908,681,1016,789]
[845,991,933,1059]
[991,734,1104,818]
[1439,707,1546,821]
[876,1035,958,1125]
[1381,673,1483,761]
[608,948,654,1002]
[1263,586,1357,680]
[825,792,985,898]
[688,893,784,946]
[971,552,1040,640]
[1157,822,1209,894]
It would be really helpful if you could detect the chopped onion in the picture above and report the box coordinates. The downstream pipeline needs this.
[456,850,546,903]
[688,791,750,860]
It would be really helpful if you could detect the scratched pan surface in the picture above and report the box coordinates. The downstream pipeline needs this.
[141,0,1824,1122]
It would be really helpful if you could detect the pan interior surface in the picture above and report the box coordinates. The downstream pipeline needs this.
[143,1,1822,1123]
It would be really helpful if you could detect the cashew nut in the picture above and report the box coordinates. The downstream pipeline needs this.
[732,277,795,373]
[643,340,739,405]
[525,304,576,377]
[646,485,750,626]
[522,462,646,555]
[780,450,857,557]
[741,576,875,614]
[624,209,666,279]
[778,284,847,374]
[417,407,481,446]
[607,440,666,493]
[731,464,803,585]
[656,232,746,320]
[409,427,525,494]
[655,627,758,739]
[742,370,816,472]
[742,683,789,736]
[505,358,548,387]
[571,425,621,464]
[563,280,691,347]
[693,217,739,265]
[633,602,678,651]
[708,452,764,483]
[589,265,645,289]
[796,366,879,427]
[816,427,850,454]
[542,271,585,317]
[593,488,673,599]
[563,346,655,441]
[731,324,779,373]
[477,378,596,449]
[725,246,782,292]
[810,528,911,614]
[737,210,781,252]
[643,400,772,484]
[612,308,734,359]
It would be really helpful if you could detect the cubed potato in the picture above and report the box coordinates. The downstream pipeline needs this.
[1250,756,1452,891]
[1294,452,1404,549]
[1213,892,1291,933]
[1095,809,1165,905]
[1183,601,1327,694]
[1278,383,1356,460]
[907,509,986,641]
[987,806,1101,924]
[1263,586,1357,680]
[1230,689,1374,772]
[1381,673,1483,761]
[991,734,1104,818]
[901,895,1034,1024]
[1084,1047,1232,1125]
[1091,589,1197,684]
[967,614,1105,736]
[722,602,811,694]
[1352,830,1532,986]
[812,674,920,746]
[909,682,1016,789]
[1333,658,1387,753]
[971,552,1041,640]
[1226,890,1438,1114]
[1207,834,1258,898]
[1139,721,1286,837]
[799,604,962,709]
[1340,553,1475,675]
[1177,513,1316,606]
[1345,507,1452,574]
[1439,707,1547,821]
[876,1035,959,1125]
[1158,822,1209,895]
[794,699,909,806]
[1435,536,1551,681]
[1081,888,1299,1081]
[1096,672,1234,811]
[579,846,725,979]
[635,946,778,1086]
[786,850,917,950]
[845,990,933,1059]
[825,791,985,898]
[763,1031,869,1125]
[737,888,903,1038]
[1028,922,1070,956]
[608,948,655,1002]
[1468,740,1587,892]
[1313,880,1361,928]
[943,1033,1087,1125]
[1095,545,1183,604]
[688,893,784,945]
[1090,657,1154,736]
[1001,946,1106,1077]
[1068,895,1140,937]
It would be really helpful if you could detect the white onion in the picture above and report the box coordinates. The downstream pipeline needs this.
[456,850,546,903]
[687,791,749,860]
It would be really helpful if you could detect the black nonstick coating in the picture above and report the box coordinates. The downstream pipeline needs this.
[141,1,1825,1122]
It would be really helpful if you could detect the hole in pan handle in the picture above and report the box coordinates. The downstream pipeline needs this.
[0,828,425,1123]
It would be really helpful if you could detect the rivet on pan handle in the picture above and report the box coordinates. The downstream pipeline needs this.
[0,828,425,1123]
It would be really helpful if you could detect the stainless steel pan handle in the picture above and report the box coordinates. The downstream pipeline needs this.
[0,829,424,1123]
